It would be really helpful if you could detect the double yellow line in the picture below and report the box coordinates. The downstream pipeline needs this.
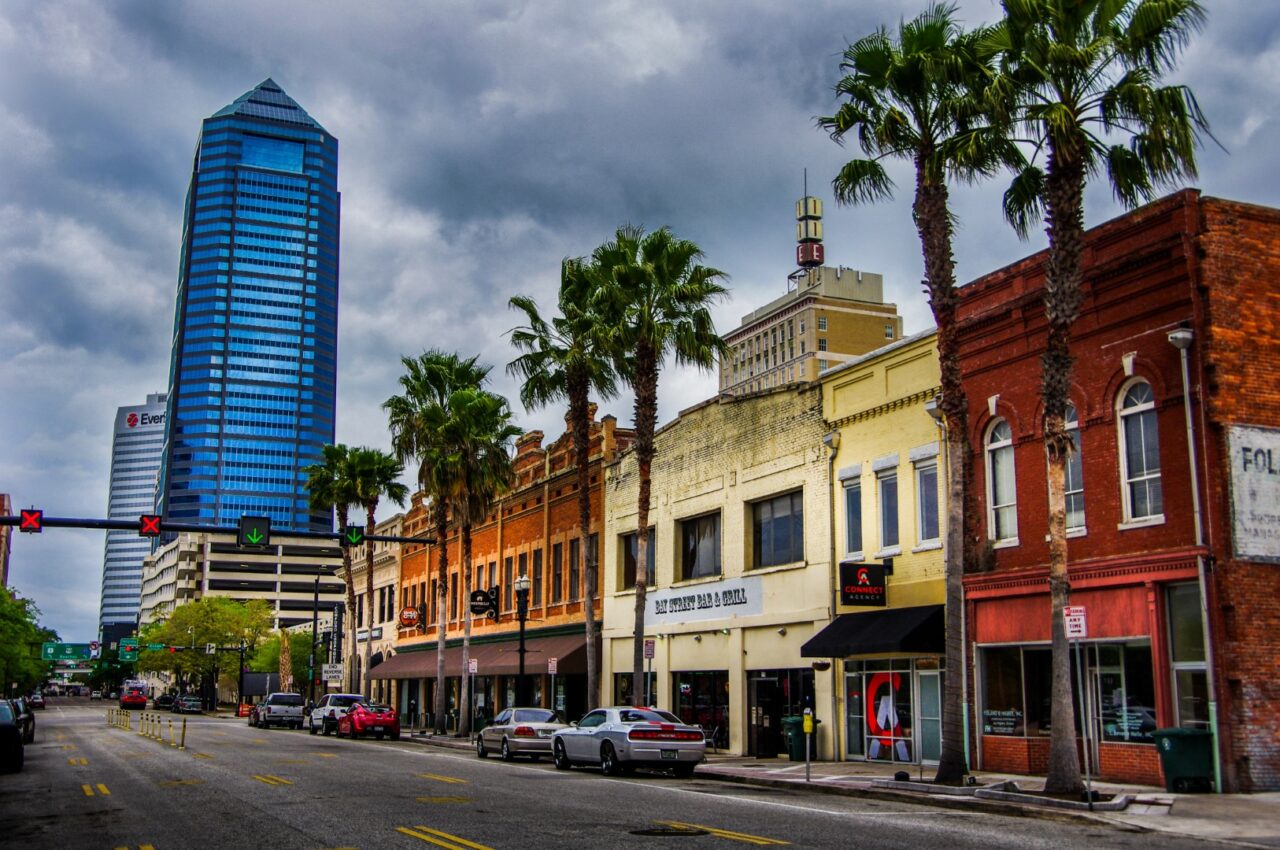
[416,772,467,784]
[658,821,790,845]
[396,825,491,850]
[82,783,111,797]
[252,774,294,786]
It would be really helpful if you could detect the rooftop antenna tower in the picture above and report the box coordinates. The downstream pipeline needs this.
[790,169,825,291]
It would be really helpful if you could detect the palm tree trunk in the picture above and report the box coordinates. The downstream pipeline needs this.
[1042,141,1085,795]
[362,504,377,698]
[433,500,449,734]
[459,521,473,738]
[914,159,971,785]
[337,506,358,695]
[568,371,599,712]
[631,343,658,704]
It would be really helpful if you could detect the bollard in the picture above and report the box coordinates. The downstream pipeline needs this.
[179,718,187,750]
[168,719,176,747]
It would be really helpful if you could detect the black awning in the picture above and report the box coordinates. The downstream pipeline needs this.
[801,605,944,657]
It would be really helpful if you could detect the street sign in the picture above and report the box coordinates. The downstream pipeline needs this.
[548,657,557,675]
[89,640,100,652]
[468,658,478,674]
[119,639,138,662]
[322,663,343,682]
[139,514,162,537]
[19,509,42,533]
[237,514,271,548]
[398,606,421,629]
[644,639,655,660]
[205,643,217,655]
[341,525,364,547]
[41,642,92,661]
[469,590,492,616]
[839,561,888,607]
[147,643,166,652]
[1064,605,1088,639]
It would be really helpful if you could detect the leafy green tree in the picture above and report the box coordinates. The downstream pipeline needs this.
[509,256,620,712]
[820,2,1018,784]
[385,350,490,732]
[991,0,1211,793]
[349,447,409,696]
[0,588,56,696]
[304,443,361,692]
[594,225,727,700]
[136,598,272,700]
[250,631,313,689]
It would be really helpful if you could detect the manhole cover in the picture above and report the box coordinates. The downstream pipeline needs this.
[631,827,710,837]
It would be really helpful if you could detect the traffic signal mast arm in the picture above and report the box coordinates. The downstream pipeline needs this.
[0,514,435,545]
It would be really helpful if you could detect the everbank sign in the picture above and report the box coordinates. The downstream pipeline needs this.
[118,407,166,433]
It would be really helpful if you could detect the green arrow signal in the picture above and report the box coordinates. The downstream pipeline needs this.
[345,528,364,544]
[246,528,264,544]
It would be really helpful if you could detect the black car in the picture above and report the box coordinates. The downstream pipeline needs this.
[9,697,34,745]
[154,694,176,711]
[0,701,23,773]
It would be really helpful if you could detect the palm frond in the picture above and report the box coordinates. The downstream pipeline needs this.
[1003,165,1046,239]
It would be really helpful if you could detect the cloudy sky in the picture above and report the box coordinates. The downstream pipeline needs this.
[1,1,1274,642]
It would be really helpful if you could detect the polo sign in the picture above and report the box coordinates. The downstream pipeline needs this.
[839,561,887,607]
[1064,605,1087,639]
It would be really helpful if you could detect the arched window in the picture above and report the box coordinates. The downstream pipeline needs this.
[986,419,1017,543]
[1118,381,1163,521]
[1064,404,1085,531]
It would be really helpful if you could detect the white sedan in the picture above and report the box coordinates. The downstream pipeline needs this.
[552,707,705,778]
[475,708,567,760]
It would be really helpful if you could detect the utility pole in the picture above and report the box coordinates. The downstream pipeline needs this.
[309,570,320,705]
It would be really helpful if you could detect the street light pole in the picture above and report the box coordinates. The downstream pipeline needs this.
[514,573,531,706]
[309,570,320,706]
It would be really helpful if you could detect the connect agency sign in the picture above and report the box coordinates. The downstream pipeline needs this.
[1228,425,1280,563]
[644,575,763,626]
[839,561,886,607]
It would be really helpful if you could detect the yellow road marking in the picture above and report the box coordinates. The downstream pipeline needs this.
[249,738,268,744]
[82,784,94,797]
[658,821,789,846]
[83,783,112,797]
[60,744,76,750]
[313,752,338,758]
[416,796,470,804]
[97,783,111,796]
[192,752,213,759]
[415,772,467,784]
[251,774,294,786]
[68,757,88,765]
[397,825,491,850]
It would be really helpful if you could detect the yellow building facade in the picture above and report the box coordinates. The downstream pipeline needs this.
[811,329,947,764]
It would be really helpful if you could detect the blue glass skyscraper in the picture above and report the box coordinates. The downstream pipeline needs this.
[157,79,338,532]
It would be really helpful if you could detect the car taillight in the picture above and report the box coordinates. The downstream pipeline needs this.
[513,726,536,737]
[628,729,704,741]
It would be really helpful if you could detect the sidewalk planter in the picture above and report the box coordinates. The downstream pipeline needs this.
[1152,728,1214,793]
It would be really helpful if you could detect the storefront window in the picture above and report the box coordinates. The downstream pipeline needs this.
[980,647,1025,736]
[674,671,729,749]
[1097,642,1156,743]
[1168,583,1209,728]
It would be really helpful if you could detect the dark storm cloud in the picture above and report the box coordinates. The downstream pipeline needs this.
[0,0,1270,641]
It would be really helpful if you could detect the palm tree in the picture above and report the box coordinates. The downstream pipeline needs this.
[594,225,728,702]
[448,388,520,736]
[349,447,409,697]
[819,2,1018,785]
[508,257,620,712]
[992,0,1211,793]
[304,443,360,693]
[385,350,491,734]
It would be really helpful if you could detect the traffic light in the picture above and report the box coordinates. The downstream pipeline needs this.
[237,514,271,548]
[19,509,42,533]
[139,514,162,537]
[340,525,364,547]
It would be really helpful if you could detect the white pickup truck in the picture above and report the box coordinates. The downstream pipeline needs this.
[251,692,305,729]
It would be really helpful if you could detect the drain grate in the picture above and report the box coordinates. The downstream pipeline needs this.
[631,826,710,837]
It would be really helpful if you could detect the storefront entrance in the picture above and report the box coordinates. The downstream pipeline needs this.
[844,659,942,764]
[674,671,729,750]
[748,668,813,758]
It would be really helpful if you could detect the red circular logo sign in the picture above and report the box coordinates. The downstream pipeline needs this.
[126,413,139,427]
[399,606,421,628]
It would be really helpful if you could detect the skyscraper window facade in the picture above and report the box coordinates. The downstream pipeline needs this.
[100,393,168,635]
[157,79,339,533]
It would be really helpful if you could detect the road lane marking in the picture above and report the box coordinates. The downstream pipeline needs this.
[68,757,88,765]
[82,783,112,797]
[658,821,788,846]
[415,773,467,784]
[192,752,214,759]
[416,796,470,804]
[250,738,268,744]
[252,774,294,786]
[60,744,76,750]
[396,825,491,850]
[113,845,156,850]
[313,752,338,758]
[159,778,204,787]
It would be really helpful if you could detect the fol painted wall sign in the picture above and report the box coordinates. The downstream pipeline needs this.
[1228,425,1280,563]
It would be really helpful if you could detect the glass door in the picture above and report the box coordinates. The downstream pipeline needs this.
[917,672,941,763]
[865,668,913,762]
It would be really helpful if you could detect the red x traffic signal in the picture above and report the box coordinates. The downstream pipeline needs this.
[19,509,42,533]
[139,514,162,537]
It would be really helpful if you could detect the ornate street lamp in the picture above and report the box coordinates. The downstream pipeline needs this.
[514,573,531,705]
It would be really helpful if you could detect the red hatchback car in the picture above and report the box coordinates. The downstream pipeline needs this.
[336,702,400,740]
[119,689,147,710]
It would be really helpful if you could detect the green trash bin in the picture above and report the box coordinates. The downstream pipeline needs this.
[1152,728,1214,792]
[782,715,820,761]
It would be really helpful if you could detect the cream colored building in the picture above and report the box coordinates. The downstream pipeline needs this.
[603,385,838,759]
[811,329,947,765]
[345,513,403,703]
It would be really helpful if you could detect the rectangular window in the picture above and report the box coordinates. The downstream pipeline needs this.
[621,529,656,589]
[569,538,581,600]
[504,557,514,612]
[551,543,563,603]
[680,512,722,580]
[532,549,543,606]
[430,579,438,623]
[844,482,862,555]
[885,324,894,339]
[916,463,939,544]
[588,533,599,598]
[980,647,1026,736]
[878,472,899,550]
[818,338,828,352]
[752,491,804,568]
[817,316,827,331]
[449,579,457,621]
[1167,583,1208,728]
[518,551,528,587]
[356,595,364,629]
[487,561,496,594]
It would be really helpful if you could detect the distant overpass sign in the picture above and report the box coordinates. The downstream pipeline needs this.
[42,642,93,661]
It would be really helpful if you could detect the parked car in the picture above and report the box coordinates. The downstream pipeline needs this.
[153,694,176,711]
[119,689,147,711]
[28,693,45,710]
[476,708,567,761]
[9,697,34,745]
[250,693,305,729]
[0,701,24,773]
[174,696,203,714]
[336,702,400,740]
[551,707,705,778]
[90,690,102,700]
[308,693,365,736]
[108,691,119,700]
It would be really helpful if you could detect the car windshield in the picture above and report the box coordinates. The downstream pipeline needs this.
[268,694,304,706]
[619,709,682,724]
[0,704,13,722]
[513,709,558,724]
[330,695,364,707]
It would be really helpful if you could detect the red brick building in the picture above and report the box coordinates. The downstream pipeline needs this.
[373,407,634,728]
[956,191,1280,791]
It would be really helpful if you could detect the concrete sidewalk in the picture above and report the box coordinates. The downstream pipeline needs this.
[400,730,1280,847]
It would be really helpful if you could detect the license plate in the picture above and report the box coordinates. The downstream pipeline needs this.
[538,729,552,737]
[660,749,679,760]
[373,726,384,731]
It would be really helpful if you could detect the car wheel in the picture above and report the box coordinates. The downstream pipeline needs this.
[501,738,513,761]
[600,742,624,777]
[322,721,332,736]
[375,732,384,740]
[476,737,488,758]
[553,739,571,770]
[672,764,696,779]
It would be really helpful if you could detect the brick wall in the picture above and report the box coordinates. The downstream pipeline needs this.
[982,736,1163,786]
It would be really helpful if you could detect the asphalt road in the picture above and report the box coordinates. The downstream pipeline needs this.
[0,700,1209,849]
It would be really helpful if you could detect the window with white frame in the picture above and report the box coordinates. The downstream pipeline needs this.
[817,316,827,331]
[878,471,899,550]
[679,511,722,580]
[986,419,1017,542]
[1064,403,1085,531]
[752,490,804,568]
[916,461,940,544]
[844,481,862,555]
[1119,380,1163,521]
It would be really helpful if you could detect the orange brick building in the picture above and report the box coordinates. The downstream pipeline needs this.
[372,407,634,728]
